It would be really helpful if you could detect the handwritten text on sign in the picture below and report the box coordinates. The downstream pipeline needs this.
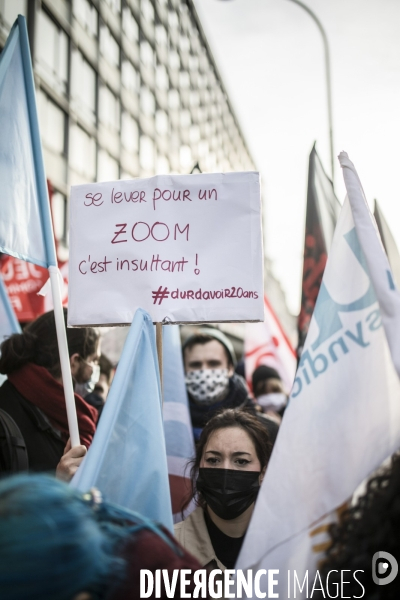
[68,172,264,325]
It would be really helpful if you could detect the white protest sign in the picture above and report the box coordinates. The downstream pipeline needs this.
[68,172,264,326]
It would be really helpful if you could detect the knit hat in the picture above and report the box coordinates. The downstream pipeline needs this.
[182,328,237,366]
[251,365,281,393]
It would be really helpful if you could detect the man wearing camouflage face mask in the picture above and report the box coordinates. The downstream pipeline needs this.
[183,329,255,441]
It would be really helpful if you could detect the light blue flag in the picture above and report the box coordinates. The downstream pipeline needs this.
[162,325,195,521]
[0,16,56,267]
[71,309,173,532]
[0,276,20,386]
[0,276,21,341]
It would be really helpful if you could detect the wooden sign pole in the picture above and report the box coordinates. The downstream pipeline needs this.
[155,322,163,402]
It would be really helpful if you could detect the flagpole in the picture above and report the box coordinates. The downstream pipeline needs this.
[18,16,80,447]
[286,0,335,185]
[156,322,163,400]
[49,267,80,447]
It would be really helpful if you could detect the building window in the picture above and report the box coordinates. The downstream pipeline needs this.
[71,49,96,124]
[100,24,120,68]
[179,71,190,89]
[168,10,179,29]
[122,7,138,41]
[189,125,200,143]
[99,85,120,132]
[155,110,168,136]
[179,35,190,54]
[156,155,169,174]
[180,110,190,129]
[140,87,155,115]
[155,65,168,90]
[140,40,154,67]
[139,135,154,172]
[198,140,209,157]
[0,0,27,28]
[72,0,98,37]
[189,91,199,108]
[141,0,154,23]
[168,89,180,110]
[121,112,139,153]
[180,145,192,170]
[197,73,206,88]
[168,50,180,71]
[155,24,167,46]
[98,149,119,181]
[70,124,96,180]
[37,90,66,155]
[189,55,199,72]
[121,60,139,92]
[104,0,121,14]
[52,191,68,246]
[35,10,68,96]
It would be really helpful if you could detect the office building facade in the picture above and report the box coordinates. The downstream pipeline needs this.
[0,0,256,259]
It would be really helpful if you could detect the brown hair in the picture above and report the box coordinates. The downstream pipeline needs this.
[182,408,272,513]
[98,354,114,383]
[0,308,100,379]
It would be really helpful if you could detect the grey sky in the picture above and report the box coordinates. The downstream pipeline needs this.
[193,0,400,314]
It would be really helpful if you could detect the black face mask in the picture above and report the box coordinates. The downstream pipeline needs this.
[196,468,261,520]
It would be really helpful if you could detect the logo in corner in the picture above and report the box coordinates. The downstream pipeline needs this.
[372,551,398,586]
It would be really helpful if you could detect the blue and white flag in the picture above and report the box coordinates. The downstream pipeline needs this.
[236,152,400,597]
[71,309,173,532]
[340,152,400,376]
[162,325,195,522]
[0,16,56,267]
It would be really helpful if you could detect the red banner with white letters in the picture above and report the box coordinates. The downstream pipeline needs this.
[0,255,68,322]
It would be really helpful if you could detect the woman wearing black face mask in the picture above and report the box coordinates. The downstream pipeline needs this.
[175,408,272,571]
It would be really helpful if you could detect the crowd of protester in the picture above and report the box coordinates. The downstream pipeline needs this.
[0,309,398,598]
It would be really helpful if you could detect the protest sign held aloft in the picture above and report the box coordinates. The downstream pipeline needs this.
[68,172,264,326]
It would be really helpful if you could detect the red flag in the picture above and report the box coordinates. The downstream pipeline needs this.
[245,294,296,393]
[298,144,340,356]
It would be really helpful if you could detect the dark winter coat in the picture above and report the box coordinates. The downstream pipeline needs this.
[0,380,65,474]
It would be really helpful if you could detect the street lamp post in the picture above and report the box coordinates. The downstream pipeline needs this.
[214,0,335,184]
[286,0,335,184]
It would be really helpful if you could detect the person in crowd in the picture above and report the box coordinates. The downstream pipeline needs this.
[175,408,272,570]
[0,473,200,600]
[183,329,255,441]
[0,308,99,474]
[252,364,288,422]
[56,438,87,482]
[316,452,400,598]
[83,354,115,418]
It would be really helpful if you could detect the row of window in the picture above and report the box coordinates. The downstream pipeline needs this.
[38,86,248,181]
[0,0,255,250]
[37,7,236,128]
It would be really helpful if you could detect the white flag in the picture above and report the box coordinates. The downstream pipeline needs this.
[244,294,296,393]
[236,153,400,598]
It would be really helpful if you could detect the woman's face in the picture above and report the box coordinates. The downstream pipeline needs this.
[200,426,262,472]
